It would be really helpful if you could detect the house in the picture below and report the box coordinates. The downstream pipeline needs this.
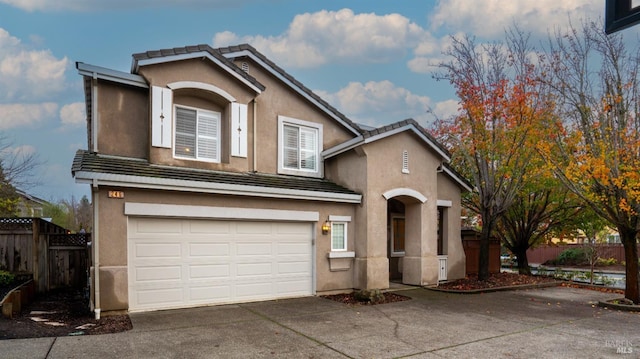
[16,189,48,218]
[73,44,471,316]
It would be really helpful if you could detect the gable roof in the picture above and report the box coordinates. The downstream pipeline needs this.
[131,44,265,94]
[217,44,363,137]
[72,150,362,203]
[322,118,473,192]
[323,118,451,162]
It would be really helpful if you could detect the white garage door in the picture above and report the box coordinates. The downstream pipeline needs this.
[128,217,313,312]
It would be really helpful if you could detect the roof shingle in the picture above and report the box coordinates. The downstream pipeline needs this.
[72,150,360,196]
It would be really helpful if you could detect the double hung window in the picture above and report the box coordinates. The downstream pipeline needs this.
[331,222,347,251]
[174,106,220,162]
[278,116,322,177]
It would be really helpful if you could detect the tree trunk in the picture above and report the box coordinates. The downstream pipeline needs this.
[478,220,492,281]
[619,228,639,304]
[514,247,531,275]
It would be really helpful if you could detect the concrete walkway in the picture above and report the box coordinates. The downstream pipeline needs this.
[1,286,638,358]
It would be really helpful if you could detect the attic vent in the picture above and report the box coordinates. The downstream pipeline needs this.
[241,62,249,73]
[402,150,410,174]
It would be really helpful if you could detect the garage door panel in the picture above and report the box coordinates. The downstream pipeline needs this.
[135,265,182,281]
[236,282,272,298]
[129,218,313,312]
[278,261,310,275]
[236,262,273,277]
[188,221,231,234]
[236,242,272,255]
[236,222,272,234]
[134,243,181,258]
[276,222,310,234]
[188,243,230,257]
[189,264,230,279]
[134,219,183,234]
[135,288,184,307]
[278,242,310,255]
[189,285,231,301]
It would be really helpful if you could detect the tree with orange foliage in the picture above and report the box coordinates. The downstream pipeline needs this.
[539,20,640,303]
[434,28,555,281]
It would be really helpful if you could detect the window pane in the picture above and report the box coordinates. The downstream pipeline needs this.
[299,128,317,171]
[175,107,196,158]
[197,112,219,160]
[332,223,346,250]
[283,125,299,169]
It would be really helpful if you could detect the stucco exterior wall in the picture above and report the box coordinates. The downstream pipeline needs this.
[137,59,355,176]
[96,81,149,158]
[326,131,466,288]
[94,187,357,312]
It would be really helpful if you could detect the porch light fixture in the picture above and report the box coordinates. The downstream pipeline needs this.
[322,220,331,235]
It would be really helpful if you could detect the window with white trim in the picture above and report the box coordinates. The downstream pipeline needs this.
[174,106,220,162]
[278,116,323,177]
[331,222,347,251]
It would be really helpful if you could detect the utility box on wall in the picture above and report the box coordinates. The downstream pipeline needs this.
[461,228,501,276]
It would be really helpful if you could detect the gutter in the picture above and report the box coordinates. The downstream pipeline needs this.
[74,171,362,204]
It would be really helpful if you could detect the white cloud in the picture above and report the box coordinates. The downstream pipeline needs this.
[2,144,37,157]
[60,102,85,127]
[430,0,600,38]
[0,103,58,129]
[0,28,68,102]
[431,99,459,121]
[315,80,432,127]
[213,8,430,68]
[1,0,274,12]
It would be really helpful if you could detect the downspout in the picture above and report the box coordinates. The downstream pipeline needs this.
[92,179,101,319]
[91,73,98,153]
[252,99,257,172]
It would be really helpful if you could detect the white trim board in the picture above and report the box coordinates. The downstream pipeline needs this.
[125,202,320,221]
[382,188,427,203]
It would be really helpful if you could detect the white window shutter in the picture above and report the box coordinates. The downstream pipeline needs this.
[231,102,248,158]
[151,86,173,148]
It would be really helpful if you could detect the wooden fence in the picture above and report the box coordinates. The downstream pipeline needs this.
[462,229,501,275]
[526,244,632,265]
[0,218,89,293]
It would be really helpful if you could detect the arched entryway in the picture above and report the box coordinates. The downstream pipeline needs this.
[383,188,427,285]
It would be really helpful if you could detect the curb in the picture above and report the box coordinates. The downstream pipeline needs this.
[426,281,561,294]
[597,299,640,312]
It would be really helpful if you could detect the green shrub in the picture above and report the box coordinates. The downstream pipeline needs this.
[596,257,617,266]
[0,270,15,286]
[555,248,588,265]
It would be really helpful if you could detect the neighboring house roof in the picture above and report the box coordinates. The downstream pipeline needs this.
[72,150,362,204]
[16,189,49,206]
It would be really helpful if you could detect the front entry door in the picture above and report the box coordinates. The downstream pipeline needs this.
[389,216,405,281]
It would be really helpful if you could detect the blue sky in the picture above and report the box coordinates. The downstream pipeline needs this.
[0,0,625,202]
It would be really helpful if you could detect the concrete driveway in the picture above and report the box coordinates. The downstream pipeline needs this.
[1,286,638,358]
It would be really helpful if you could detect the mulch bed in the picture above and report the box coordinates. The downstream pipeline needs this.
[0,288,131,340]
[322,292,411,305]
[436,272,557,291]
